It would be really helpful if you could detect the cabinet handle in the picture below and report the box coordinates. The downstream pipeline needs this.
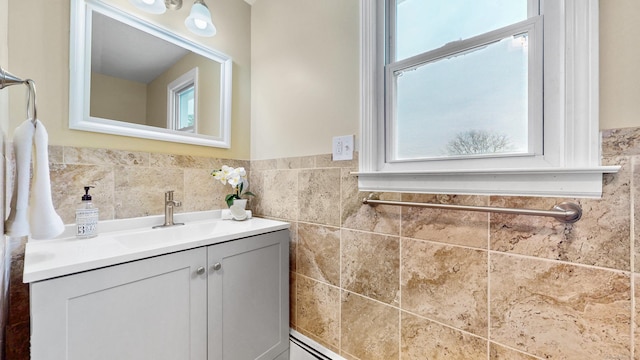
[196,266,206,275]
[211,263,222,271]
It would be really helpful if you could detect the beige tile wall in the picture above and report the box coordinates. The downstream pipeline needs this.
[47,146,250,223]
[252,127,640,360]
[6,127,640,359]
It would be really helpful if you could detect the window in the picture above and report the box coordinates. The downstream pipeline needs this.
[168,68,198,133]
[391,2,539,162]
[358,0,618,197]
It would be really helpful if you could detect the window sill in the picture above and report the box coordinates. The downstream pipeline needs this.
[355,166,620,198]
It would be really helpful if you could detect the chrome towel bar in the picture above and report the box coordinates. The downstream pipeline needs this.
[363,194,582,223]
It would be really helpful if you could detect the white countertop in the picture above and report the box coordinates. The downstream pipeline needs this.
[23,211,290,283]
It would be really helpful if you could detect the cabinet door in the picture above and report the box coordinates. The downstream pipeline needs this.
[208,230,289,360]
[30,248,208,360]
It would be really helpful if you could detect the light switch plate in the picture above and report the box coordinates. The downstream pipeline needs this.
[332,135,354,161]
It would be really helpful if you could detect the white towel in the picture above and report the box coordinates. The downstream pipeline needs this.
[5,119,64,240]
[5,120,35,237]
[29,120,64,239]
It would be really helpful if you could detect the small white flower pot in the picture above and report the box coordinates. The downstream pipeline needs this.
[232,199,247,210]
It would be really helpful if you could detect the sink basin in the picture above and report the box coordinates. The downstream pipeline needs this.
[23,211,290,283]
[116,221,228,249]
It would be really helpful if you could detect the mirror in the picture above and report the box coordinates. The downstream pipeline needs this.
[69,0,232,148]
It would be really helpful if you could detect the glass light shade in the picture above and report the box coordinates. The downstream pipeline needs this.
[129,0,166,14]
[185,2,216,37]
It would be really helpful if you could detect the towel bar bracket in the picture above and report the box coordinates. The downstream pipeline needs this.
[362,194,582,223]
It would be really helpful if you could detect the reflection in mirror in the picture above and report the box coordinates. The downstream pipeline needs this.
[70,0,232,148]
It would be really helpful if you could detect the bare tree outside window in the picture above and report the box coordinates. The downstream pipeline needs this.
[445,130,513,155]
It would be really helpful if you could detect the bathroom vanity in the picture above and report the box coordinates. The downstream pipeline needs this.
[23,213,290,360]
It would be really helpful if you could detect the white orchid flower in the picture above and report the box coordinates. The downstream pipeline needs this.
[213,170,227,184]
[227,173,241,187]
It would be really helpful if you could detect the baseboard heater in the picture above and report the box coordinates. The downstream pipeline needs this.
[289,329,344,360]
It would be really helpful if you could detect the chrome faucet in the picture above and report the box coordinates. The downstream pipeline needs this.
[153,190,184,228]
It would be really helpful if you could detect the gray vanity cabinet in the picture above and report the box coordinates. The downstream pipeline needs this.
[29,230,289,360]
[208,230,290,360]
[30,247,208,360]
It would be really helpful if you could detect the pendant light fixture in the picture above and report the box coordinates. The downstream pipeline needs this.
[128,0,216,37]
[185,0,216,37]
[128,0,168,14]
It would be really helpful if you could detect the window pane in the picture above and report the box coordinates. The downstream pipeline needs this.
[393,35,528,160]
[177,86,195,132]
[395,0,529,60]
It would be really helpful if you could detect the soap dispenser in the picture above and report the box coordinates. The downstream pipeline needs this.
[76,186,98,239]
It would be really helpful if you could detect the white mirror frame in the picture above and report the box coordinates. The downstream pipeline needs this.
[69,0,233,148]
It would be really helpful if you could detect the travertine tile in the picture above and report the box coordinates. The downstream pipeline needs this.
[490,253,630,359]
[5,237,30,359]
[491,157,631,271]
[635,274,640,360]
[296,276,340,350]
[573,156,630,271]
[341,168,401,235]
[183,168,228,211]
[113,166,184,219]
[634,156,640,272]
[251,159,277,171]
[64,147,148,166]
[277,157,303,169]
[315,152,358,169]
[341,291,399,360]
[490,196,573,257]
[248,169,265,216]
[401,194,489,249]
[401,312,486,360]
[401,238,488,336]
[149,153,237,170]
[298,168,341,226]
[50,164,115,223]
[299,156,316,169]
[489,344,539,360]
[602,127,640,157]
[260,169,298,221]
[290,272,297,330]
[289,222,298,272]
[48,145,63,164]
[298,223,340,286]
[5,322,29,360]
[297,328,341,355]
[341,229,399,305]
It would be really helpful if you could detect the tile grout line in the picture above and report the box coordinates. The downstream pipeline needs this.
[338,167,342,355]
[631,155,636,360]
[398,207,403,360]
[333,223,631,275]
[295,222,299,338]
[486,211,491,360]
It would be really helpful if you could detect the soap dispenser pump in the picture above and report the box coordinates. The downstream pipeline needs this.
[76,186,99,239]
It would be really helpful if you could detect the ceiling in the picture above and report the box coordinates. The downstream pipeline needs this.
[91,11,189,84]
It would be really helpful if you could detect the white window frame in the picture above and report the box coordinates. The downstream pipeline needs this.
[357,0,619,198]
[167,67,198,133]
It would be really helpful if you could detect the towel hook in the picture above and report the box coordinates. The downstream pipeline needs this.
[25,79,37,124]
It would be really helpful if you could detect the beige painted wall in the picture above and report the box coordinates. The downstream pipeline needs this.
[251,0,640,160]
[250,0,360,160]
[90,72,147,125]
[5,0,639,159]
[7,0,251,159]
[600,0,640,130]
